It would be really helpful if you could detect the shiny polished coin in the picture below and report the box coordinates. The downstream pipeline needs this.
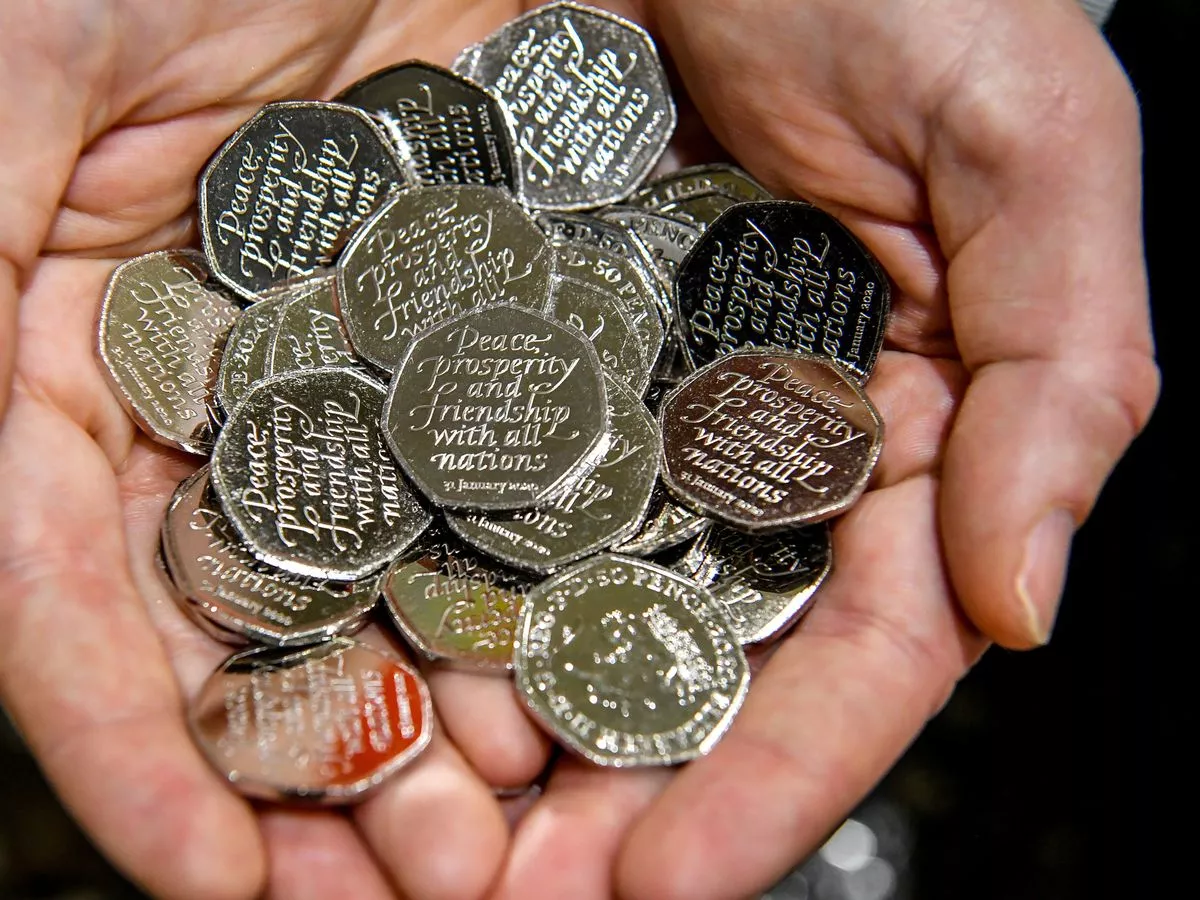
[676,523,832,645]
[658,192,739,232]
[98,250,241,455]
[266,273,359,376]
[660,349,883,532]
[384,304,609,512]
[675,201,889,381]
[216,291,291,414]
[199,101,406,300]
[337,185,554,372]
[336,61,518,193]
[211,367,431,581]
[162,468,382,646]
[156,539,252,647]
[611,483,710,557]
[463,1,676,210]
[514,554,749,767]
[447,375,659,573]
[628,164,773,209]
[190,638,432,803]
[597,206,700,294]
[382,524,532,671]
[548,278,650,396]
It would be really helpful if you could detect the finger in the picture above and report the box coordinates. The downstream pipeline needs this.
[490,760,671,900]
[261,809,397,900]
[427,668,553,790]
[617,476,986,900]
[0,394,265,900]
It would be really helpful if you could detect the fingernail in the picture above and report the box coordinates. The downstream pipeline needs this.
[1016,509,1076,645]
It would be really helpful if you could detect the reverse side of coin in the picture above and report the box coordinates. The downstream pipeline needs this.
[447,375,659,573]
[677,523,832,645]
[216,292,291,414]
[266,273,359,376]
[548,277,649,397]
[189,639,432,802]
[611,482,710,557]
[337,184,554,372]
[383,304,609,512]
[163,468,382,646]
[660,349,883,532]
[675,201,890,381]
[199,101,407,299]
[464,1,676,210]
[210,367,431,581]
[98,250,241,455]
[514,554,749,766]
[657,192,739,232]
[627,164,773,210]
[336,61,518,194]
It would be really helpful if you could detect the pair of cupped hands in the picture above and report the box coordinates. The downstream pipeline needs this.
[0,0,1156,898]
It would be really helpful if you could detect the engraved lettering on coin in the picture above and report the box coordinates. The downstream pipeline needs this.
[447,375,659,573]
[163,468,383,646]
[337,61,518,194]
[217,291,291,414]
[465,1,676,209]
[611,483,710,557]
[266,273,359,376]
[514,554,748,766]
[548,277,649,396]
[660,350,883,532]
[657,192,739,232]
[98,250,241,455]
[199,101,406,299]
[628,164,773,210]
[337,185,554,372]
[210,367,432,581]
[383,304,609,511]
[675,201,890,381]
[597,206,699,294]
[190,639,432,802]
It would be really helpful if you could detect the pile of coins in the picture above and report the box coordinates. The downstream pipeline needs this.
[97,1,889,801]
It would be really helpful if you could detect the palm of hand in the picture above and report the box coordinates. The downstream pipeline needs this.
[0,2,1154,900]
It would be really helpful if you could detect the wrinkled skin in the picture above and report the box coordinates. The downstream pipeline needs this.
[0,1,1156,898]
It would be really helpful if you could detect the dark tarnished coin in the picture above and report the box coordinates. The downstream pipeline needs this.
[628,164,773,210]
[98,250,241,455]
[216,291,291,414]
[514,554,748,767]
[660,350,883,532]
[266,273,359,375]
[336,61,517,193]
[210,367,431,581]
[162,468,382,646]
[463,1,676,210]
[447,375,659,573]
[190,638,432,802]
[383,304,609,512]
[597,206,700,294]
[337,185,554,372]
[676,523,832,645]
[382,524,532,671]
[199,101,406,299]
[611,483,710,557]
[548,278,649,396]
[675,201,890,381]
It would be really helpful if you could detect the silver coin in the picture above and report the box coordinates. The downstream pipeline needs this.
[336,61,518,194]
[465,1,676,210]
[383,303,609,512]
[336,184,554,372]
[189,638,432,803]
[216,291,292,415]
[548,277,650,397]
[199,100,407,299]
[660,349,883,532]
[447,375,659,573]
[266,272,359,376]
[451,42,484,77]
[596,206,700,294]
[162,467,382,646]
[657,192,739,232]
[97,250,241,455]
[210,366,431,581]
[628,163,773,210]
[611,482,710,557]
[382,523,532,671]
[156,538,252,646]
[676,523,832,645]
[513,553,749,767]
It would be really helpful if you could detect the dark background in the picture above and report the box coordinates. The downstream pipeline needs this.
[1,1,1190,897]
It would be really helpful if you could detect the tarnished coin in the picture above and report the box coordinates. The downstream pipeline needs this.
[382,524,532,670]
[675,201,890,381]
[216,291,291,414]
[98,250,241,455]
[514,554,749,767]
[162,468,382,646]
[628,164,773,210]
[266,273,359,375]
[676,523,832,645]
[463,1,676,210]
[660,349,883,532]
[199,100,406,299]
[597,206,700,294]
[447,375,659,573]
[548,278,650,396]
[210,366,431,581]
[383,304,609,512]
[190,638,432,802]
[337,185,554,372]
[336,61,518,193]
[611,483,710,557]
